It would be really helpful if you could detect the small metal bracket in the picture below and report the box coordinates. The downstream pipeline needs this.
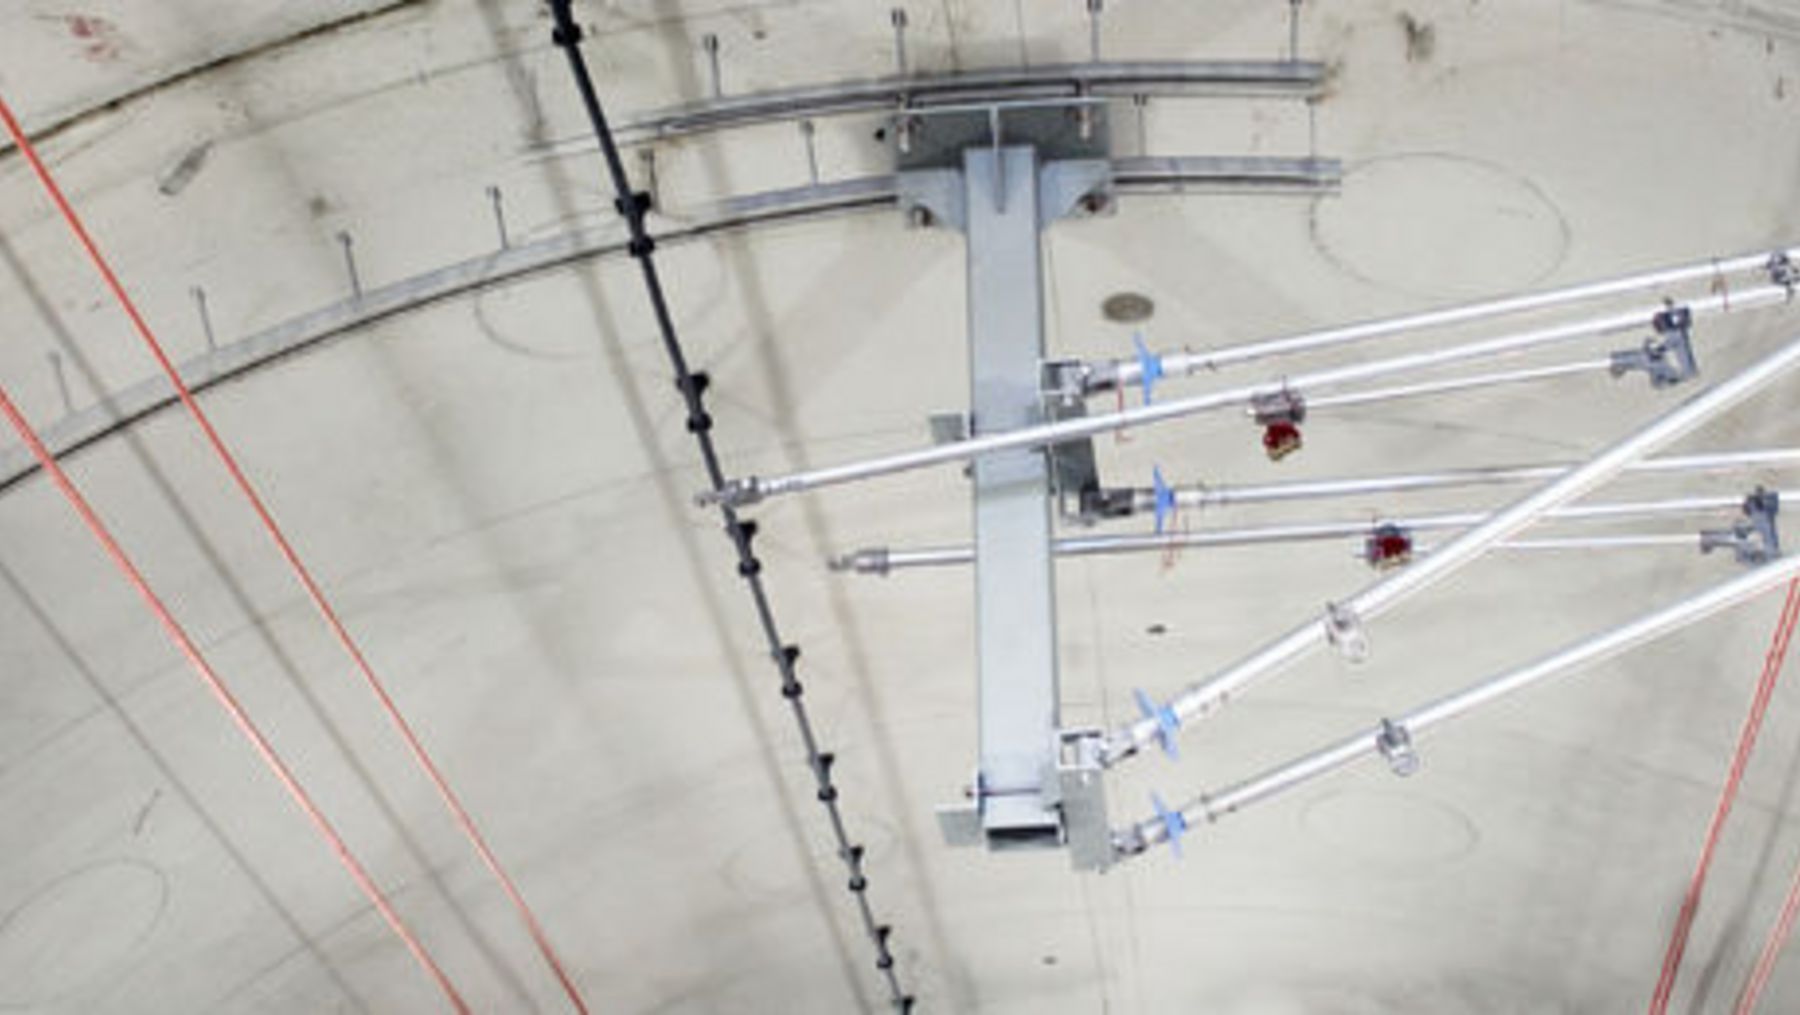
[1701,486,1782,565]
[1251,387,1307,461]
[1363,523,1415,571]
[1376,718,1420,777]
[1057,728,1113,870]
[1610,304,1698,388]
[1770,251,1798,298]
[928,412,972,445]
[892,101,1110,172]
[1042,360,1102,513]
[1325,600,1369,664]
[896,168,966,231]
[1038,158,1115,228]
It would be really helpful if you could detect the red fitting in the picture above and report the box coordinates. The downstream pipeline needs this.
[1364,525,1414,570]
[1262,421,1303,461]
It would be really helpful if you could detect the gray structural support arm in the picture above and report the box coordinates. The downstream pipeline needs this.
[1103,332,1800,765]
[1113,551,1800,858]
[964,145,1064,842]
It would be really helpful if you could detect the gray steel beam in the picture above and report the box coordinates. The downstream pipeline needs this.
[964,145,1062,844]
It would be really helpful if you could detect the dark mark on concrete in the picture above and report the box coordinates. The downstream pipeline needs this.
[4,1,426,161]
[156,141,211,197]
[1399,12,1437,63]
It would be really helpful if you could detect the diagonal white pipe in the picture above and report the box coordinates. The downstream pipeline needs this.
[1103,332,1800,765]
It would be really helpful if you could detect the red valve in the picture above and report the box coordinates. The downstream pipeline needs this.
[1262,421,1303,461]
[1364,524,1414,570]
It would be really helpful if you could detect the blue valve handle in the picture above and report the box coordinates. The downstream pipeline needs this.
[1152,466,1177,535]
[1133,688,1181,760]
[1132,333,1164,405]
[1151,792,1189,859]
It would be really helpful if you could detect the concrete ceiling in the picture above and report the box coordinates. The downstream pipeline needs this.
[3,0,1800,1011]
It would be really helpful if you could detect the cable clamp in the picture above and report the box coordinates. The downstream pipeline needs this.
[1151,466,1177,534]
[1376,718,1420,777]
[1770,251,1798,298]
[1325,600,1370,664]
[1251,386,1307,461]
[1132,688,1181,760]
[1701,486,1782,565]
[1132,332,1164,404]
[1610,303,1698,388]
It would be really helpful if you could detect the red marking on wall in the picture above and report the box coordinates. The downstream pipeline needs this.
[61,14,126,63]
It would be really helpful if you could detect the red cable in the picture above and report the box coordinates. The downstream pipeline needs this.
[1648,578,1800,1013]
[0,383,471,1013]
[1731,587,1800,1015]
[1735,839,1800,1013]
[0,98,590,1012]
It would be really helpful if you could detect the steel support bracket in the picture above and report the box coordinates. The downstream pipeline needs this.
[1376,718,1420,776]
[1054,728,1113,870]
[1701,486,1782,565]
[1611,304,1698,388]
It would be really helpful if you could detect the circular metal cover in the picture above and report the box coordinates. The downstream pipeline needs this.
[1101,291,1155,323]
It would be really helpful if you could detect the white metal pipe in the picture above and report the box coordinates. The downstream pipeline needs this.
[832,490,1786,573]
[1104,332,1800,764]
[1104,246,1798,389]
[1118,552,1800,856]
[1292,359,1610,413]
[701,285,1793,507]
[1136,448,1800,513]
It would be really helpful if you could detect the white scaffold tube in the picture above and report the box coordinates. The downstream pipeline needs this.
[1103,332,1800,765]
[1124,448,1800,513]
[829,489,1792,574]
[1099,246,1799,391]
[701,284,1796,508]
[1114,552,1800,859]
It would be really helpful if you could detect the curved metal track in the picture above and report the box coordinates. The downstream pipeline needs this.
[0,155,1335,492]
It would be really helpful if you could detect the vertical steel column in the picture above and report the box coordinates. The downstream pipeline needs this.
[965,145,1061,842]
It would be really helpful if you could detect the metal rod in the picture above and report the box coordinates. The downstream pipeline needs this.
[1104,332,1800,764]
[190,284,216,351]
[891,8,909,76]
[1088,0,1104,62]
[800,119,819,185]
[486,184,510,250]
[1288,0,1302,62]
[701,284,1795,507]
[336,231,361,301]
[831,489,1789,574]
[1134,447,1800,514]
[1098,246,1800,392]
[703,34,723,99]
[1116,552,1800,857]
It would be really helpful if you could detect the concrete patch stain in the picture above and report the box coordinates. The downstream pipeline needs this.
[61,14,127,63]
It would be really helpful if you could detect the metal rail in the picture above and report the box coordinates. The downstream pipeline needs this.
[543,61,1329,146]
[0,157,1332,493]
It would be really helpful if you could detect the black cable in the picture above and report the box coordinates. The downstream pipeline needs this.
[546,4,914,1011]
